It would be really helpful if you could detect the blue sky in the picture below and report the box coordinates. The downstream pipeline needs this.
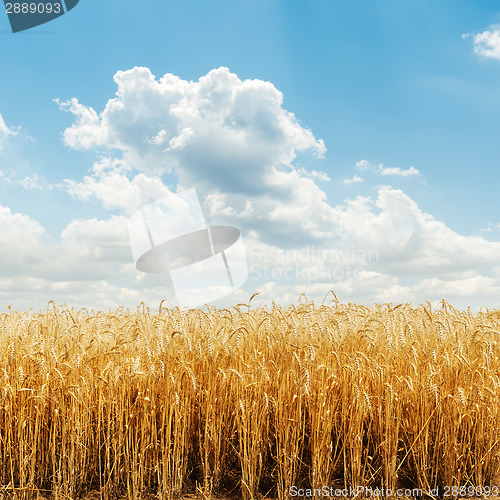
[1,0,500,311]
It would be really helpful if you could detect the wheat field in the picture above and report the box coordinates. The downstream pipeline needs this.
[0,294,499,499]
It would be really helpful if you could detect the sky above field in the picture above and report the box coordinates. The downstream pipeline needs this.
[1,0,500,312]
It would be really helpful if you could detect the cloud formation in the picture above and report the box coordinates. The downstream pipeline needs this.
[2,183,500,311]
[471,25,500,60]
[343,174,363,184]
[330,187,500,274]
[355,160,420,177]
[60,157,173,214]
[58,67,326,197]
[51,67,500,310]
[0,205,47,275]
[2,67,500,311]
[0,113,16,149]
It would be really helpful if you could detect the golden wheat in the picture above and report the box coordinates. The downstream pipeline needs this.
[0,298,499,498]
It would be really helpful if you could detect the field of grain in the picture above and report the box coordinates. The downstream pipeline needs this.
[0,294,499,499]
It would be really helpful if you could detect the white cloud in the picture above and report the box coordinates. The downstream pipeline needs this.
[0,170,13,184]
[0,113,16,149]
[379,166,419,176]
[343,174,363,184]
[0,204,132,281]
[57,68,334,249]
[239,182,500,309]
[200,166,338,248]
[0,205,47,274]
[296,167,331,182]
[20,174,45,191]
[57,67,326,195]
[60,157,173,214]
[0,66,490,312]
[0,170,52,191]
[471,25,500,60]
[2,180,500,312]
[310,170,330,181]
[60,216,129,261]
[330,186,500,273]
[248,266,500,310]
[355,160,372,172]
[54,98,103,150]
[480,222,500,233]
[0,205,154,311]
[355,160,420,177]
[412,275,500,298]
[248,269,500,311]
[212,176,499,281]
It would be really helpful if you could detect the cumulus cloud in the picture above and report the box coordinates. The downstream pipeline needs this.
[197,164,338,249]
[0,205,47,274]
[1,68,498,312]
[412,275,500,299]
[470,25,500,60]
[0,203,131,280]
[239,182,500,309]
[4,68,492,312]
[249,268,500,310]
[56,67,337,248]
[48,67,500,311]
[2,182,500,311]
[61,157,173,214]
[208,182,500,281]
[331,187,500,273]
[57,66,326,197]
[0,204,151,311]
[355,160,420,177]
